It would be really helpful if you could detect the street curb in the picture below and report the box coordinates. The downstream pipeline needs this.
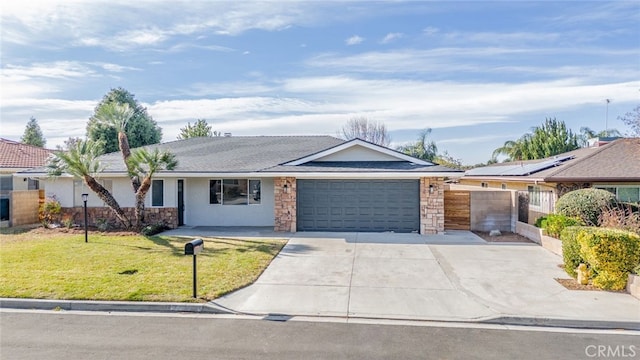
[481,316,640,331]
[3,298,639,331]
[0,298,232,315]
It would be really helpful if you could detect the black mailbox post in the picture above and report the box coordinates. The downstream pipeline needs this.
[185,239,204,298]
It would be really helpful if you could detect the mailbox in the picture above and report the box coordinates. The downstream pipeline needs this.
[185,238,204,255]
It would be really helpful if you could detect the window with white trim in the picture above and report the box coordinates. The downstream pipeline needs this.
[528,185,541,207]
[151,180,164,207]
[209,179,261,205]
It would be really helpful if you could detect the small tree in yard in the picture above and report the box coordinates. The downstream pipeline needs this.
[49,98,178,231]
[47,139,132,228]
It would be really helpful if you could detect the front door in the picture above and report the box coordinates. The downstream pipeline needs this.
[177,179,184,226]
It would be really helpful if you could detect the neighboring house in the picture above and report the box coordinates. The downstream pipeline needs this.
[0,138,53,224]
[459,137,640,223]
[21,136,462,234]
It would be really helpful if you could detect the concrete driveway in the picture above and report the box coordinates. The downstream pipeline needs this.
[209,230,640,326]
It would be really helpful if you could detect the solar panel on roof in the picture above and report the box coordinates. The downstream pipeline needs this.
[465,155,574,176]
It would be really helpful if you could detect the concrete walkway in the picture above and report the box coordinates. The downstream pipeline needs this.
[212,231,640,327]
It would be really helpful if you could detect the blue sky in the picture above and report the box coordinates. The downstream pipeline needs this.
[1,1,639,164]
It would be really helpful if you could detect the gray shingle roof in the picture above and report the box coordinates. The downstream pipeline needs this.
[102,136,346,173]
[21,135,462,175]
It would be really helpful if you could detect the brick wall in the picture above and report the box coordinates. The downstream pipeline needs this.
[10,190,40,226]
[420,177,445,234]
[274,177,296,232]
[60,207,178,229]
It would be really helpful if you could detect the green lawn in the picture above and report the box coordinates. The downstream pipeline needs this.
[0,229,286,302]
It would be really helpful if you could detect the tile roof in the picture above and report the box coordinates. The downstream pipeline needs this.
[463,138,640,182]
[0,138,53,169]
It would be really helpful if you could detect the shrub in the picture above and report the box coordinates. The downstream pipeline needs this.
[141,223,169,236]
[555,188,617,226]
[534,216,547,228]
[61,215,74,229]
[577,227,640,290]
[599,203,640,234]
[39,198,61,227]
[542,214,583,238]
[634,264,640,276]
[560,226,591,278]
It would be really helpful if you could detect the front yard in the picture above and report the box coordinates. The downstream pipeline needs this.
[0,227,286,302]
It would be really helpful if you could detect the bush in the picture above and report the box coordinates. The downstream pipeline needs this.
[560,226,591,278]
[141,223,169,236]
[577,227,640,290]
[555,188,617,226]
[542,214,583,238]
[599,203,640,234]
[534,216,547,228]
[39,198,61,227]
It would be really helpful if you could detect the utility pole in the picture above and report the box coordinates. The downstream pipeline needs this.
[605,99,611,137]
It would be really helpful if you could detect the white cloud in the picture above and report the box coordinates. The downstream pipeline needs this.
[423,26,439,36]
[380,32,403,44]
[345,35,364,45]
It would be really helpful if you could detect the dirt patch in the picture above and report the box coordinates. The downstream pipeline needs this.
[472,231,535,243]
[555,278,602,291]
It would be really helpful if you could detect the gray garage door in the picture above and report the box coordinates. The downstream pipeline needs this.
[297,179,419,233]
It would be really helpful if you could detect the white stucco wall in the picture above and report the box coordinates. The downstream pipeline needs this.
[184,178,275,226]
[316,145,402,162]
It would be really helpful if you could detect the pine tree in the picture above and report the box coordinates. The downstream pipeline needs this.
[21,117,46,147]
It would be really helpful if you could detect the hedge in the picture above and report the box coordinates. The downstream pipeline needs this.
[577,228,640,290]
[560,226,591,278]
[542,214,583,238]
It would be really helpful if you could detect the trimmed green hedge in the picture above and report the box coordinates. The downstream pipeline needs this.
[561,226,640,290]
[555,188,617,226]
[560,226,591,278]
[543,214,583,238]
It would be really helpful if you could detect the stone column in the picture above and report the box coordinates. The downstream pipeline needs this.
[420,177,445,234]
[274,177,297,232]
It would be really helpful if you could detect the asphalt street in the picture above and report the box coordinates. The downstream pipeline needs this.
[1,310,639,360]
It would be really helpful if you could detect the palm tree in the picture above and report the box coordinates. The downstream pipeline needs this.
[579,126,622,146]
[93,102,140,192]
[128,148,178,228]
[492,139,525,162]
[397,128,438,161]
[47,139,132,228]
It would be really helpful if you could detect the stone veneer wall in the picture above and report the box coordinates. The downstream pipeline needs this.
[60,207,178,229]
[420,177,445,234]
[274,177,296,232]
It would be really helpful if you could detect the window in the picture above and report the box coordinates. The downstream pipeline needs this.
[501,183,507,190]
[595,185,640,203]
[481,182,488,188]
[0,176,12,191]
[528,186,541,207]
[209,179,261,205]
[27,178,39,190]
[152,180,164,206]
